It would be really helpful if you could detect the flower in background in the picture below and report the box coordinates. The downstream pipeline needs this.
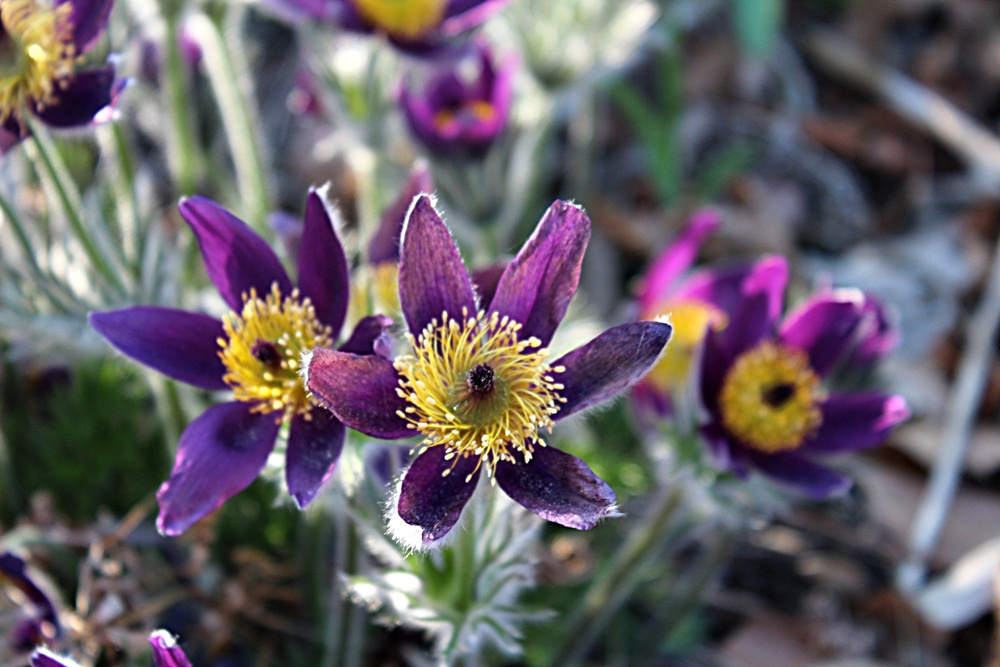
[307,195,672,547]
[0,0,122,153]
[0,552,60,651]
[400,40,513,158]
[90,189,391,536]
[267,0,510,56]
[149,629,192,667]
[697,257,909,496]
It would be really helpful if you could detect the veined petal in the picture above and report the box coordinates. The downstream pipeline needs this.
[554,321,673,420]
[780,295,864,376]
[89,307,228,391]
[57,0,113,52]
[368,163,433,265]
[34,66,118,128]
[149,630,193,667]
[398,195,477,334]
[638,209,721,312]
[286,411,345,508]
[495,445,617,529]
[298,188,349,335]
[489,200,590,346]
[397,448,480,543]
[806,393,909,454]
[306,347,411,439]
[179,196,293,312]
[338,315,394,357]
[747,452,853,498]
[156,402,280,536]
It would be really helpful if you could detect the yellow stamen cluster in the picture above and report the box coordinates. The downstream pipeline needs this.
[219,284,333,422]
[644,299,725,393]
[433,100,496,132]
[0,0,77,124]
[353,0,447,40]
[719,341,825,453]
[394,309,566,480]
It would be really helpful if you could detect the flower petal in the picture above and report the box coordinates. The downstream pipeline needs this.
[442,0,510,34]
[33,66,119,128]
[30,648,80,667]
[397,448,480,542]
[338,314,394,357]
[747,452,853,498]
[306,347,412,439]
[179,196,293,312]
[637,209,720,312]
[0,553,58,630]
[285,411,345,508]
[554,321,673,420]
[57,0,113,52]
[780,295,864,376]
[149,629,193,667]
[368,164,433,264]
[156,402,279,536]
[398,195,477,334]
[495,445,617,529]
[489,200,590,345]
[297,188,349,334]
[89,307,228,390]
[806,393,909,454]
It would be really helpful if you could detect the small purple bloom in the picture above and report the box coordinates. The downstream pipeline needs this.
[91,189,390,536]
[0,0,122,153]
[399,40,514,157]
[306,196,673,547]
[0,552,60,649]
[30,648,81,667]
[149,629,193,667]
[697,258,909,497]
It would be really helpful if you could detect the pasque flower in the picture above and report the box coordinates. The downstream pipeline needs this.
[0,0,122,153]
[90,189,389,536]
[306,195,673,546]
[399,40,513,157]
[29,630,190,667]
[697,257,909,496]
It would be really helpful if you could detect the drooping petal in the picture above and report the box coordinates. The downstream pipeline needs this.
[747,451,853,498]
[368,164,433,264]
[156,402,280,536]
[298,188,349,335]
[34,66,118,128]
[397,448,480,542]
[398,195,477,334]
[179,196,293,312]
[489,200,590,345]
[554,321,673,420]
[495,445,617,529]
[806,393,909,454]
[780,294,864,376]
[89,307,228,391]
[338,314,394,357]
[57,0,113,52]
[637,209,721,312]
[30,648,81,667]
[149,630,193,667]
[285,411,345,508]
[306,347,412,439]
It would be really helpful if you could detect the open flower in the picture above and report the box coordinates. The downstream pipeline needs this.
[399,40,513,157]
[698,258,909,496]
[90,189,389,536]
[306,195,673,547]
[0,0,122,153]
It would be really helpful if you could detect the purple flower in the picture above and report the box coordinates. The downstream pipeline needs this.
[149,629,192,667]
[306,196,673,547]
[0,552,60,649]
[399,40,514,157]
[90,189,389,536]
[697,257,909,497]
[0,0,122,153]
[30,648,80,667]
[266,0,509,56]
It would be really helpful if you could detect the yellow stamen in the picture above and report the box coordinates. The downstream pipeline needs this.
[0,0,78,124]
[644,299,725,393]
[394,309,566,479]
[433,100,496,132]
[218,284,333,422]
[353,0,447,40]
[718,341,825,453]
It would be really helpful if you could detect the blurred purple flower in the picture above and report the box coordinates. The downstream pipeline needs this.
[400,41,513,158]
[149,629,192,667]
[0,0,123,153]
[0,552,60,650]
[306,196,672,547]
[90,190,390,535]
[30,647,80,667]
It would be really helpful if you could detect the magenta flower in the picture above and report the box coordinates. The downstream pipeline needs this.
[400,40,513,157]
[0,0,123,153]
[90,190,389,535]
[306,196,673,546]
[697,257,909,496]
[149,630,192,667]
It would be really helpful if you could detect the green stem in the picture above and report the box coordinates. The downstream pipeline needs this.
[162,4,201,194]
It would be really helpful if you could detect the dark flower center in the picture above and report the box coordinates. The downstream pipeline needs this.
[466,363,495,395]
[251,338,282,368]
[762,382,795,408]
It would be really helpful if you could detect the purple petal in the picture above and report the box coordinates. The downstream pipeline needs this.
[285,411,345,508]
[89,308,228,391]
[298,189,349,334]
[0,117,24,153]
[441,0,510,33]
[806,393,909,454]
[0,553,59,630]
[338,314,394,357]
[716,256,787,357]
[495,445,617,529]
[368,164,433,265]
[779,295,864,376]
[851,293,900,367]
[149,630,193,667]
[306,347,412,439]
[747,452,853,498]
[179,196,293,312]
[30,648,80,667]
[398,448,480,542]
[398,195,477,334]
[269,210,303,270]
[156,402,280,536]
[489,200,590,345]
[57,0,113,52]
[34,66,118,128]
[637,209,721,312]
[554,321,673,420]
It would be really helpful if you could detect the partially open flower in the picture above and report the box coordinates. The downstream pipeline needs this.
[149,629,192,667]
[306,195,672,547]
